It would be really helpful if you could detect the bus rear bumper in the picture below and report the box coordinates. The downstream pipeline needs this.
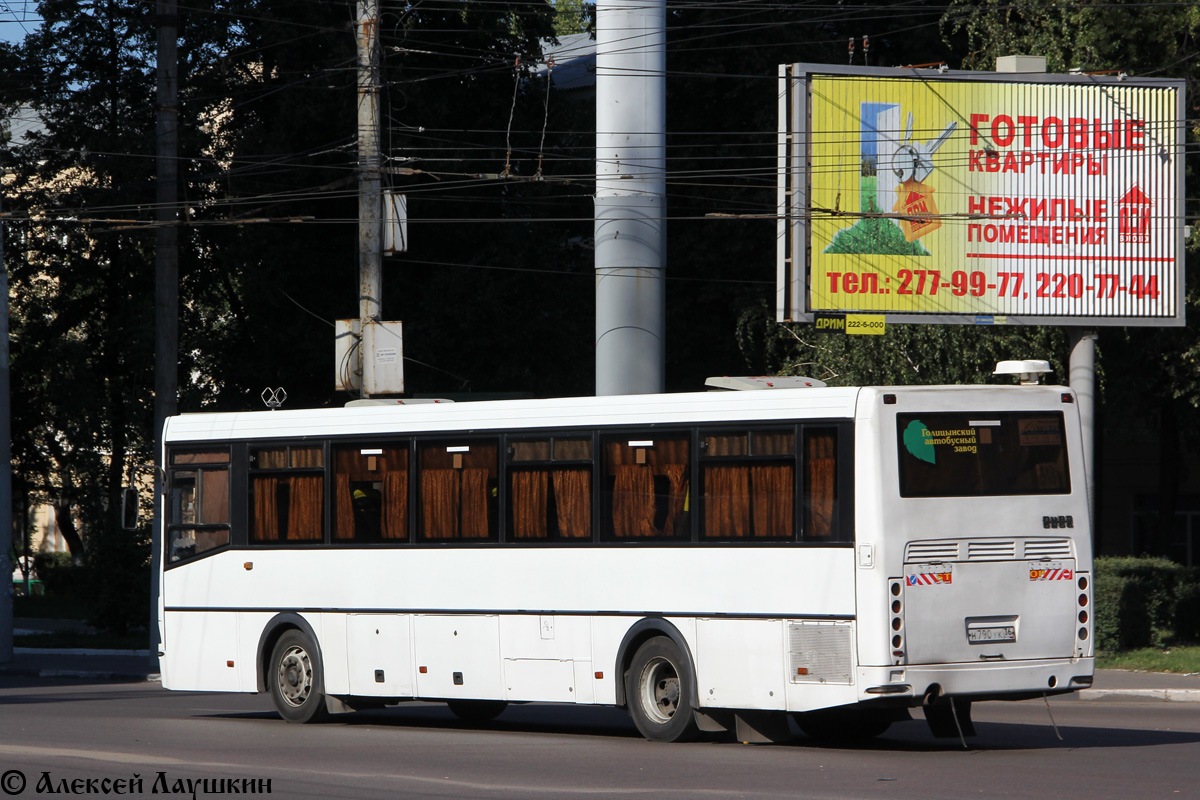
[858,657,1095,705]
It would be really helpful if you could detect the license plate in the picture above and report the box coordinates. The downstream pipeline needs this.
[967,625,1016,644]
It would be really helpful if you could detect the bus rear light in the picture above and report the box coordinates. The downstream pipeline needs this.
[1078,575,1089,591]
[891,599,901,613]
[892,635,902,649]
[1079,610,1088,624]
[1078,593,1088,607]
[891,618,902,631]
[1061,393,1075,404]
[1078,627,1089,641]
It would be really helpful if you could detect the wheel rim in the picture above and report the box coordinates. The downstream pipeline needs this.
[638,655,680,724]
[276,645,313,708]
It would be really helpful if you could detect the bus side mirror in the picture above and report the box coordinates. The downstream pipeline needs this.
[121,487,139,530]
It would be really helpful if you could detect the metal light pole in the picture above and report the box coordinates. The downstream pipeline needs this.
[594,0,667,396]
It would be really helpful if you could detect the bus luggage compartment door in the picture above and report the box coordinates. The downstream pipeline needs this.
[901,559,1077,664]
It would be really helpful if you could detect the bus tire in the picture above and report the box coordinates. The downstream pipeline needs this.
[269,629,330,724]
[446,699,508,723]
[626,637,700,743]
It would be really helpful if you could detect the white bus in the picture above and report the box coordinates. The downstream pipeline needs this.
[157,372,1093,743]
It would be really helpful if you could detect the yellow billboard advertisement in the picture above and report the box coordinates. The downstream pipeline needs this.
[799,72,1182,323]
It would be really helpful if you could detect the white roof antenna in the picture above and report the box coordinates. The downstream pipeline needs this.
[993,360,1052,385]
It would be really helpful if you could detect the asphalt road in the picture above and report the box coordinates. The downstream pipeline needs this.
[1,675,1198,800]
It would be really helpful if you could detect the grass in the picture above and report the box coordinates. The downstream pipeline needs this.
[1096,647,1200,674]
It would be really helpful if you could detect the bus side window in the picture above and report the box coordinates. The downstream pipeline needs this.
[602,433,690,540]
[167,449,231,564]
[418,440,499,541]
[802,427,841,542]
[700,429,795,540]
[250,445,325,544]
[508,437,592,541]
[333,444,409,543]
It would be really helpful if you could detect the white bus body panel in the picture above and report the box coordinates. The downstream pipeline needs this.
[162,547,856,710]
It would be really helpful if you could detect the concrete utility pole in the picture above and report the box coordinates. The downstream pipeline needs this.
[357,0,382,397]
[1,177,13,664]
[1069,329,1098,521]
[150,0,179,665]
[594,0,667,396]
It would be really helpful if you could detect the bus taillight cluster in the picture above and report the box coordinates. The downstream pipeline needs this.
[1076,573,1092,654]
[890,580,905,662]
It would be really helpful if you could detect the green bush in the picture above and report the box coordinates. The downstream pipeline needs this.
[1094,556,1199,651]
[1175,573,1200,644]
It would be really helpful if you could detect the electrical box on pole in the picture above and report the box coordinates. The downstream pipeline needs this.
[335,319,404,396]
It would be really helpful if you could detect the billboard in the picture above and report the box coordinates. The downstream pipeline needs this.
[777,65,1186,326]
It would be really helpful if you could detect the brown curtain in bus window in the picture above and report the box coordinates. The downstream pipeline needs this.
[422,469,460,538]
[704,466,750,538]
[660,463,689,537]
[552,468,591,538]
[459,468,490,538]
[751,464,793,538]
[252,476,279,541]
[288,476,323,541]
[511,470,549,539]
[335,473,354,540]
[805,432,836,540]
[382,470,408,539]
[612,465,657,537]
[199,469,230,524]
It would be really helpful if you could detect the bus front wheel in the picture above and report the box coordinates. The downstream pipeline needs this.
[626,637,700,743]
[269,629,330,724]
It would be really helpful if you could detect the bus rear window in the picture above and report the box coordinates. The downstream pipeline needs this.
[897,412,1070,497]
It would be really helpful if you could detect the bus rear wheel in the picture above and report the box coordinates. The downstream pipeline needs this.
[626,637,700,743]
[269,629,330,724]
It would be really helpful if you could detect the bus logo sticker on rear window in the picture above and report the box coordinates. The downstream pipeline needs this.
[902,420,937,464]
[1030,564,1073,581]
[903,419,980,460]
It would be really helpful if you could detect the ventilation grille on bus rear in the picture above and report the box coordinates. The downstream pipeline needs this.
[1022,538,1073,559]
[905,540,960,562]
[788,623,853,685]
[967,540,1018,560]
[906,538,1072,562]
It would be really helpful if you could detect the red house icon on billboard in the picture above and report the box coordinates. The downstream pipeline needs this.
[1118,185,1152,244]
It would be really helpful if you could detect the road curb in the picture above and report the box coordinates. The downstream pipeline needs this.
[1077,688,1200,703]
